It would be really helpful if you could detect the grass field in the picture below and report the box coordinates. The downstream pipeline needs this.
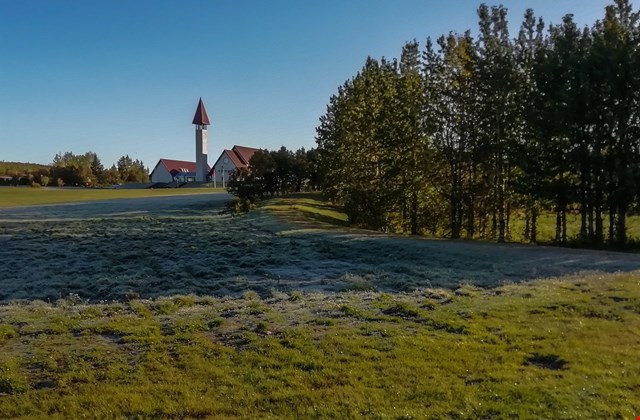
[1,192,639,417]
[0,186,225,208]
[2,193,639,301]
[0,273,638,418]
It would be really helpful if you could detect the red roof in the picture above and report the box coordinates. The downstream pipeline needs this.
[207,146,260,176]
[192,98,210,125]
[225,149,245,168]
[156,158,210,175]
[232,145,259,165]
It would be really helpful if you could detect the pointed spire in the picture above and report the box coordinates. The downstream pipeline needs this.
[192,97,210,125]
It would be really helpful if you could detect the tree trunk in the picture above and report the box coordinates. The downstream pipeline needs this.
[579,164,589,239]
[451,201,460,239]
[531,206,538,243]
[410,190,418,235]
[561,206,567,244]
[505,199,511,241]
[594,173,604,244]
[608,207,616,244]
[497,185,505,243]
[555,208,562,244]
[616,203,627,246]
[466,201,475,239]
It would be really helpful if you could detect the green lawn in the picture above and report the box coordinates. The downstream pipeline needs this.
[0,187,226,207]
[0,272,638,418]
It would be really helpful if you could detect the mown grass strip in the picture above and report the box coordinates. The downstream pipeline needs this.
[0,187,225,207]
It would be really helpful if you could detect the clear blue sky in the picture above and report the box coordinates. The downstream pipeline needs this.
[0,0,612,168]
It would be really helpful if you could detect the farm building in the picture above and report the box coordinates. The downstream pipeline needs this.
[208,145,259,185]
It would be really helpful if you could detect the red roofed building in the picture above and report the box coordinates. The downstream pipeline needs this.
[150,158,211,184]
[208,145,260,185]
[149,98,260,186]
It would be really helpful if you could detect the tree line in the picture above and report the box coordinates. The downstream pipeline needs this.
[227,146,320,211]
[316,0,640,246]
[0,153,149,187]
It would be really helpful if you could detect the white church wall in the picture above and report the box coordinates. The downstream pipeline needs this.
[209,152,238,185]
[150,163,173,183]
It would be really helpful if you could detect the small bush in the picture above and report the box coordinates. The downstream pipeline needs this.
[152,299,178,315]
[31,182,42,188]
[289,291,304,301]
[243,290,260,301]
[0,324,19,341]
[173,295,196,307]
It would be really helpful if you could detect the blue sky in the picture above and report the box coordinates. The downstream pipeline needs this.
[0,0,612,168]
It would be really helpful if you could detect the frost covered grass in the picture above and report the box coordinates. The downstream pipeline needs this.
[0,272,639,418]
[1,193,640,302]
[1,194,640,417]
[0,187,224,208]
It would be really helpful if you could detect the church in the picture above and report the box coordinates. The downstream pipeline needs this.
[150,98,258,185]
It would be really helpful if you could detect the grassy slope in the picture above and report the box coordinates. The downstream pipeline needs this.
[262,192,349,228]
[0,274,638,418]
[0,187,225,208]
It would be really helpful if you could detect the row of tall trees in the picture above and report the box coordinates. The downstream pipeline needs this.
[316,0,640,246]
[227,146,320,209]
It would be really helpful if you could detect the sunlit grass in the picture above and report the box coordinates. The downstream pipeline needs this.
[270,193,640,244]
[262,192,349,227]
[0,187,225,207]
[0,273,638,417]
[509,211,640,244]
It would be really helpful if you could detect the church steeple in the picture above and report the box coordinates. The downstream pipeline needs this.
[193,98,210,182]
[192,97,210,126]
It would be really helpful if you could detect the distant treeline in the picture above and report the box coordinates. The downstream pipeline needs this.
[0,162,50,185]
[316,0,640,246]
[0,152,149,187]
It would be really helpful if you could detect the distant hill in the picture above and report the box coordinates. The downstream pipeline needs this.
[0,161,50,176]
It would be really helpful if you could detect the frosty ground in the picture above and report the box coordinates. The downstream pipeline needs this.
[1,193,640,302]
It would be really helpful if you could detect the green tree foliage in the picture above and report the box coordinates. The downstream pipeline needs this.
[11,152,150,187]
[50,152,96,186]
[316,1,640,247]
[0,162,50,185]
[227,147,320,208]
[116,155,149,183]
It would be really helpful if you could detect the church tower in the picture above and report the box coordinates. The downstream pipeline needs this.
[192,98,210,182]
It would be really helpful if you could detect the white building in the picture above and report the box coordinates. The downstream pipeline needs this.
[149,99,259,186]
[149,159,210,184]
[208,145,259,186]
[150,98,212,184]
